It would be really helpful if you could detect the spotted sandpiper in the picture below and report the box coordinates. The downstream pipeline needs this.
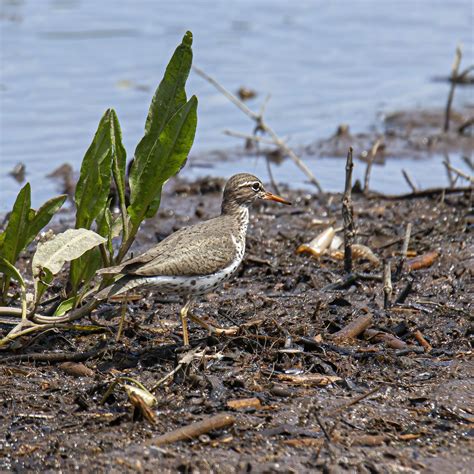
[97,173,291,345]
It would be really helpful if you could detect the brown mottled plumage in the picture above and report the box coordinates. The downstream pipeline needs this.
[97,173,290,345]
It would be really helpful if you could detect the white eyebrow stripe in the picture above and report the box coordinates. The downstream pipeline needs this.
[238,180,260,187]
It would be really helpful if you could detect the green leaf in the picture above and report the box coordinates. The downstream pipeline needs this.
[53,296,76,316]
[0,257,25,288]
[1,183,31,264]
[96,204,114,258]
[69,247,102,293]
[0,256,28,321]
[109,109,127,216]
[32,228,106,279]
[75,109,115,229]
[135,31,193,168]
[129,31,193,216]
[26,194,67,248]
[70,199,114,292]
[128,96,198,226]
[34,267,53,306]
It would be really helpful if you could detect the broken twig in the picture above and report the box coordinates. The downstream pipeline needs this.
[395,223,412,279]
[442,160,474,184]
[150,413,235,446]
[342,147,355,273]
[332,312,373,342]
[394,277,414,305]
[413,329,432,352]
[383,260,392,309]
[401,169,418,192]
[444,45,462,132]
[363,139,382,194]
[363,329,407,349]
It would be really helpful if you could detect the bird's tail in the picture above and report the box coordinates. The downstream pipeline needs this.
[94,275,144,302]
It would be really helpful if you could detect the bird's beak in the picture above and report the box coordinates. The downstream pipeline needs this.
[262,191,292,205]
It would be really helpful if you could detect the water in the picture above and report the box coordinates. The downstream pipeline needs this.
[0,0,473,211]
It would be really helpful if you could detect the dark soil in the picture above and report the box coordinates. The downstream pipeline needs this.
[0,178,473,473]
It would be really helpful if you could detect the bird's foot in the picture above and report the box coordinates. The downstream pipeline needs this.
[188,313,239,337]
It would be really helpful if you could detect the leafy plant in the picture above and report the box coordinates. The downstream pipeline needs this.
[0,183,66,302]
[68,30,197,290]
[0,31,198,346]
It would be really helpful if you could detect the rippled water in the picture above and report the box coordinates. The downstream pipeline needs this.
[0,0,472,211]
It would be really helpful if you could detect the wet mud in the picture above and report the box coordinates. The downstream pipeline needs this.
[1,178,472,473]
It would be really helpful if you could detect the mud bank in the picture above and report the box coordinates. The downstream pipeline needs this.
[0,177,472,473]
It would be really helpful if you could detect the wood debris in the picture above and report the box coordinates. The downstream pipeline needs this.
[150,413,235,446]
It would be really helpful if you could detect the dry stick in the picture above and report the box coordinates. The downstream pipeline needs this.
[383,260,392,309]
[444,45,462,132]
[394,277,414,305]
[314,411,332,443]
[332,313,373,342]
[458,116,474,135]
[116,297,127,342]
[342,147,355,274]
[331,385,384,414]
[444,155,456,188]
[363,139,382,194]
[363,329,407,350]
[462,155,474,171]
[193,65,323,192]
[443,160,474,184]
[373,185,472,201]
[150,413,235,446]
[401,169,418,192]
[265,151,281,196]
[413,329,432,352]
[395,223,412,279]
[0,340,108,364]
[223,129,275,145]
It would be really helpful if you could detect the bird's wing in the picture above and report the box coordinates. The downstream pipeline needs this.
[100,218,239,277]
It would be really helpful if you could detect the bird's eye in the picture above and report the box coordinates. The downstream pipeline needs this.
[251,182,261,192]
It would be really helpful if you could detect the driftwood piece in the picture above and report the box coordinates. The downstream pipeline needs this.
[275,373,341,386]
[407,251,439,271]
[58,362,95,377]
[342,148,355,274]
[332,313,373,342]
[150,413,235,446]
[227,398,262,410]
[350,434,389,447]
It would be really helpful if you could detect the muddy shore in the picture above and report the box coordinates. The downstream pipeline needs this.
[0,176,472,473]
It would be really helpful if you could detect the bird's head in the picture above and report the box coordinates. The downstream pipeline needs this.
[221,173,291,214]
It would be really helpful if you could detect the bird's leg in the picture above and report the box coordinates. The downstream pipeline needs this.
[179,298,193,346]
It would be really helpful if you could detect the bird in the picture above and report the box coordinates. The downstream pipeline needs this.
[97,173,291,345]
